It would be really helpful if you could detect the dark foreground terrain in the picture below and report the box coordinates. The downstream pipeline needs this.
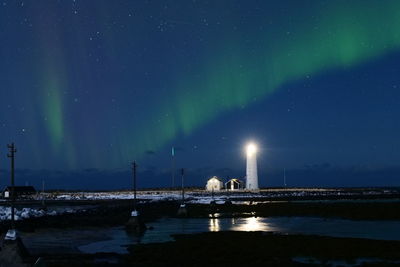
[1,193,400,266]
[22,232,400,266]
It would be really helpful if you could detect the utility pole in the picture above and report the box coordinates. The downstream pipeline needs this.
[7,143,16,229]
[171,147,175,188]
[283,168,287,188]
[132,161,137,211]
[41,179,46,210]
[177,167,187,216]
[181,168,184,204]
[126,161,146,232]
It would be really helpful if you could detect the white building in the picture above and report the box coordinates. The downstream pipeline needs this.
[225,178,244,190]
[246,143,259,190]
[205,176,224,191]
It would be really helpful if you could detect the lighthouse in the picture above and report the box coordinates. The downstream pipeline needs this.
[246,142,259,190]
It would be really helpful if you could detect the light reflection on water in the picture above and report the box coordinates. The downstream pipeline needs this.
[144,217,396,249]
[230,217,270,232]
[209,218,220,232]
[22,216,400,254]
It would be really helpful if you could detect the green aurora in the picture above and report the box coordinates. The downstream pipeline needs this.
[8,0,400,168]
[113,0,400,162]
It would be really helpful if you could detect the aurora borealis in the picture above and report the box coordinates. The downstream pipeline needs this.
[1,1,400,188]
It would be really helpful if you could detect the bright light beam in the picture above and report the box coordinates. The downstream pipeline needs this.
[246,143,257,156]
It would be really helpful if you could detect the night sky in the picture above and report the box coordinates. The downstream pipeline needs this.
[1,0,400,189]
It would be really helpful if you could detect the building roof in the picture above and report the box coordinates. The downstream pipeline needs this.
[226,178,243,184]
[207,176,222,182]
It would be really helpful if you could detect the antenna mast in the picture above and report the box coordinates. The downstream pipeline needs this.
[7,143,17,228]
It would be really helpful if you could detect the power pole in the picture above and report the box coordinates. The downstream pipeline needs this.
[171,147,175,188]
[132,161,137,211]
[177,167,187,216]
[126,161,146,232]
[7,143,16,229]
[283,168,287,188]
[41,179,46,209]
[181,168,184,204]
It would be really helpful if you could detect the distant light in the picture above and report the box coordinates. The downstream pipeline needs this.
[246,143,257,156]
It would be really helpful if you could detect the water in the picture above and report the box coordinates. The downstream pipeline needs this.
[20,216,400,254]
[76,216,400,254]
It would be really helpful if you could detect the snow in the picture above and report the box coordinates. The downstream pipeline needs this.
[36,188,399,204]
[0,206,79,222]
[51,191,230,203]
[1,188,396,222]
[5,229,17,240]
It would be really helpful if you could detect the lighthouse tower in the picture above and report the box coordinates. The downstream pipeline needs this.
[246,143,259,190]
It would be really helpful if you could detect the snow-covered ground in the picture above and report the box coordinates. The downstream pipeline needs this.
[1,188,396,222]
[0,206,80,221]
[42,188,399,203]
[53,191,229,204]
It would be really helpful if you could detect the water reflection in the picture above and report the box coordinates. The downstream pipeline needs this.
[208,216,270,232]
[230,217,270,231]
[25,217,400,255]
[209,218,220,232]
